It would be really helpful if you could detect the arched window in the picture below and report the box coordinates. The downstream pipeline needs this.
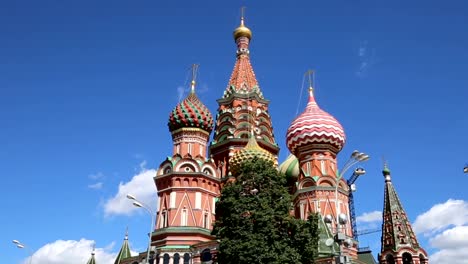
[402,252,413,264]
[201,248,212,262]
[163,254,170,264]
[419,254,426,264]
[173,253,180,264]
[183,253,190,264]
[385,254,395,264]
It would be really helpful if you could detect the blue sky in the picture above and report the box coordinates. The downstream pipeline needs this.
[1,0,467,263]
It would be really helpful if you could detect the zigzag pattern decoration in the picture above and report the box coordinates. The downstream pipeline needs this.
[286,89,346,155]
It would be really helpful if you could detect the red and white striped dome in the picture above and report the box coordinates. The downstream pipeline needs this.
[286,88,346,155]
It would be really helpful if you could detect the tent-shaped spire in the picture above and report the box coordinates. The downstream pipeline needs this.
[114,229,132,264]
[223,9,263,99]
[379,164,428,263]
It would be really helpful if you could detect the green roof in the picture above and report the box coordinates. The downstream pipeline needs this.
[114,234,132,264]
[357,248,378,264]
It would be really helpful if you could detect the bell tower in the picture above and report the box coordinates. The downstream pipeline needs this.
[210,10,278,180]
[153,65,221,263]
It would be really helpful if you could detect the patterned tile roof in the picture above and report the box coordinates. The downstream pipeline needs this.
[286,88,346,155]
[168,86,214,133]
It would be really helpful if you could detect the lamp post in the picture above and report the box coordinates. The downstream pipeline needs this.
[127,194,155,264]
[12,240,33,264]
[326,150,369,264]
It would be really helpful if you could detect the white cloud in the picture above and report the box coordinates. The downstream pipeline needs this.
[430,225,468,249]
[356,211,381,223]
[429,226,468,264]
[24,239,116,264]
[104,163,157,216]
[412,199,468,264]
[413,199,468,235]
[88,182,104,190]
[89,172,104,180]
[356,40,376,77]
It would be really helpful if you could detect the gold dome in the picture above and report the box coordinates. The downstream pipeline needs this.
[233,17,252,40]
[229,135,275,176]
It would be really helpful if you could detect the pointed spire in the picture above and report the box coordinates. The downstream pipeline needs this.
[380,164,428,262]
[225,8,262,98]
[190,64,199,94]
[86,243,97,264]
[305,70,318,107]
[114,229,132,264]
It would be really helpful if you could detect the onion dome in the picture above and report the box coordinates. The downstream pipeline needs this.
[233,16,252,40]
[168,81,214,133]
[286,87,346,155]
[230,134,276,176]
[279,154,300,179]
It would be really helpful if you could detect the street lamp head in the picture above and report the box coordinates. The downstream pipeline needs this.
[12,240,20,245]
[351,150,360,159]
[324,214,333,224]
[354,167,366,175]
[357,153,370,161]
[126,194,137,200]
[16,244,25,249]
[338,213,348,225]
[132,201,143,208]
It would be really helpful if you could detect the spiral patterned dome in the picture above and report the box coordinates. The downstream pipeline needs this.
[229,134,276,176]
[168,86,214,133]
[286,88,346,155]
[279,154,300,179]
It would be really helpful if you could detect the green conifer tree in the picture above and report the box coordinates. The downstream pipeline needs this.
[212,158,319,264]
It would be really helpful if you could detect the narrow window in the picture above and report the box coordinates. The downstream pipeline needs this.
[188,143,192,155]
[160,210,167,228]
[320,159,326,175]
[170,192,176,208]
[204,211,210,229]
[181,208,188,226]
[183,253,190,264]
[173,253,180,264]
[195,192,201,209]
[163,254,170,264]
[299,203,305,220]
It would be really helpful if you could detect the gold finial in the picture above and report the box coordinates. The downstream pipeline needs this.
[233,6,252,40]
[305,69,315,94]
[190,64,199,93]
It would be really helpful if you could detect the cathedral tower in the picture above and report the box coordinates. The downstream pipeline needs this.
[379,165,428,264]
[153,65,221,263]
[210,12,278,179]
[285,82,357,262]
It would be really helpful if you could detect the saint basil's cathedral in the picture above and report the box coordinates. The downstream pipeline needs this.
[86,13,428,264]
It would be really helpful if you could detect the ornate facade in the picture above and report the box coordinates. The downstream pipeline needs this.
[96,12,427,264]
